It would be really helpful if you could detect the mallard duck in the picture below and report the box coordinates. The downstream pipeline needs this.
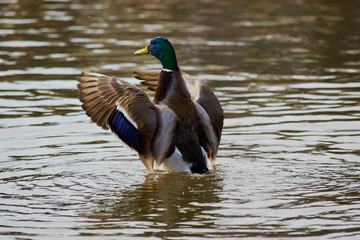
[77,37,223,174]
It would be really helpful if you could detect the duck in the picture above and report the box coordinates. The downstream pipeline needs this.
[77,37,223,174]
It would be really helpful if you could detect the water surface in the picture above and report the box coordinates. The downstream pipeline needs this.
[1,0,360,239]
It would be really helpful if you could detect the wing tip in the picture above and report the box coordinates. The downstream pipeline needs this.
[140,154,154,172]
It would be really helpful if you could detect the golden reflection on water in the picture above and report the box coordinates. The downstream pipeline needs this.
[87,173,223,235]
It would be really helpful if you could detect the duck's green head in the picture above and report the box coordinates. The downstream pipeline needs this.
[135,37,179,71]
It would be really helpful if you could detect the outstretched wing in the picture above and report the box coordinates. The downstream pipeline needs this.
[134,70,159,91]
[134,71,224,163]
[77,72,157,171]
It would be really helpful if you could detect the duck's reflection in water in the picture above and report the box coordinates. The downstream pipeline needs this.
[88,172,224,233]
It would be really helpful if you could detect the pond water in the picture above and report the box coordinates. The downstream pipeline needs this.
[1,0,360,239]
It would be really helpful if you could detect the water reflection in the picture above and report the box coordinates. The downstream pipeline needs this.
[83,173,223,237]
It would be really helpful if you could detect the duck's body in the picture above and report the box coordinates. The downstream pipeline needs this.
[77,37,223,173]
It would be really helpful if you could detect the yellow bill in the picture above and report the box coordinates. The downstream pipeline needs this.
[135,46,149,55]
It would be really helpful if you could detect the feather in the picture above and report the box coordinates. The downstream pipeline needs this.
[77,71,157,171]
[133,70,224,162]
[77,37,223,173]
[108,110,140,151]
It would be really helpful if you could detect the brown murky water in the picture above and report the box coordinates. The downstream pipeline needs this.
[1,0,360,239]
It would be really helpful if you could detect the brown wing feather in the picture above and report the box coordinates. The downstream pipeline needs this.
[195,82,223,141]
[134,71,159,91]
[77,71,157,171]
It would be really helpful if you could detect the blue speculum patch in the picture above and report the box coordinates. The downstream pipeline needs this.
[108,110,140,152]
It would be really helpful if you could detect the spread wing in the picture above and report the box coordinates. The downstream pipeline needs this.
[77,72,157,171]
[134,71,224,163]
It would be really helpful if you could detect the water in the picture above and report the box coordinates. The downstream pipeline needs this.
[1,0,360,239]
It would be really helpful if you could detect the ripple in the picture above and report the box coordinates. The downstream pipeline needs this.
[325,68,360,73]
[0,18,38,24]
[0,41,65,47]
[0,67,80,76]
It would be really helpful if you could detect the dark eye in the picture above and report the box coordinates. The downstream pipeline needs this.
[150,40,155,45]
